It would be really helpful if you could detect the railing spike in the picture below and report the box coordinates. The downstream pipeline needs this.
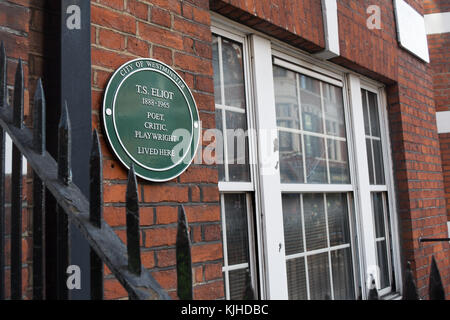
[13,59,23,128]
[58,101,72,185]
[90,129,102,228]
[403,261,419,300]
[429,255,445,300]
[176,205,193,300]
[126,163,141,276]
[0,41,6,108]
[33,78,46,154]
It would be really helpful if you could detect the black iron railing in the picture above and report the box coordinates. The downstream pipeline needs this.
[0,41,193,300]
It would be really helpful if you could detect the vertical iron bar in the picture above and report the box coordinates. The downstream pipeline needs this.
[11,59,24,300]
[56,102,71,300]
[0,40,6,300]
[89,129,103,299]
[32,79,46,299]
[176,205,192,300]
[126,164,141,276]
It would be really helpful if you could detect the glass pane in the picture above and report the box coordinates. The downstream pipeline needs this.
[212,36,221,105]
[222,38,245,108]
[366,138,375,185]
[286,257,307,300]
[229,268,248,300]
[323,83,346,137]
[215,109,225,181]
[226,111,250,182]
[376,240,390,289]
[273,66,300,130]
[331,248,355,300]
[282,194,304,255]
[279,131,304,183]
[362,90,370,136]
[300,75,323,134]
[368,91,380,137]
[327,139,350,184]
[308,253,331,300]
[305,135,327,183]
[224,194,249,265]
[303,194,327,251]
[373,139,385,185]
[372,192,386,238]
[327,194,351,247]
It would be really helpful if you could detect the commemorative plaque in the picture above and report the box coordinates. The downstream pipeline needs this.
[103,58,200,182]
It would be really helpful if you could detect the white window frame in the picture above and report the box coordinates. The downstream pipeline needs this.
[211,13,402,300]
[211,26,266,299]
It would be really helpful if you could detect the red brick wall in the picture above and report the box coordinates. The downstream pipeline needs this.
[90,0,223,300]
[424,1,450,222]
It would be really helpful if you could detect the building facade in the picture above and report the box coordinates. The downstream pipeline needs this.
[0,0,448,300]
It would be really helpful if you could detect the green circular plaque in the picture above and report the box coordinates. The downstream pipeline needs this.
[103,58,200,182]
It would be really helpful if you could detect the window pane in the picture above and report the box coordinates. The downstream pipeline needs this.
[331,248,355,300]
[229,268,248,300]
[376,240,390,289]
[286,257,307,300]
[222,38,245,108]
[274,66,300,130]
[224,194,249,265]
[226,111,250,182]
[323,83,346,137]
[362,90,370,135]
[215,109,225,181]
[366,138,375,185]
[372,192,386,238]
[282,194,304,255]
[327,194,351,247]
[212,36,221,105]
[300,75,323,134]
[368,91,380,137]
[327,139,350,184]
[305,135,327,183]
[308,253,331,300]
[279,130,304,183]
[303,194,327,251]
[373,139,385,185]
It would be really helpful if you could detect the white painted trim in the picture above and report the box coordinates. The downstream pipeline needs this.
[424,12,450,35]
[348,74,378,298]
[250,34,288,299]
[280,184,353,193]
[436,111,450,133]
[218,181,254,192]
[315,0,340,60]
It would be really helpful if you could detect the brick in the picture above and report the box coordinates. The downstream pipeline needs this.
[194,280,224,300]
[152,269,177,290]
[191,243,223,263]
[152,45,173,66]
[174,52,212,75]
[156,249,176,267]
[144,227,177,247]
[126,36,150,57]
[143,185,189,203]
[151,7,171,28]
[98,28,125,51]
[184,205,220,223]
[138,22,183,50]
[91,4,136,34]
